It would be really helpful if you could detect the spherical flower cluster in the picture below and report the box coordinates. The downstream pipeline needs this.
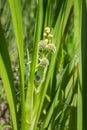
[39,40,48,50]
[40,57,49,67]
[39,27,56,54]
[43,27,53,39]
[38,26,56,69]
[45,43,56,54]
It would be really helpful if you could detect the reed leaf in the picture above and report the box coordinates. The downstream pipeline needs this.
[81,0,87,129]
[74,0,82,130]
[7,0,25,129]
[0,22,18,130]
[25,0,43,129]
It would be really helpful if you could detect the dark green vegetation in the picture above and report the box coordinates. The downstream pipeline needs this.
[0,0,86,130]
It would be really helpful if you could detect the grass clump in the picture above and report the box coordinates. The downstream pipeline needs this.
[0,0,84,130]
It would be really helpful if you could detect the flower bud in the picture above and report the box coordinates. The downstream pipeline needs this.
[43,32,47,37]
[48,33,53,38]
[45,27,50,34]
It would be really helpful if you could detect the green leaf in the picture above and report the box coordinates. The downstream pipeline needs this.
[7,0,25,129]
[81,0,87,129]
[0,23,18,130]
[41,66,68,129]
[25,0,43,129]
[74,0,82,130]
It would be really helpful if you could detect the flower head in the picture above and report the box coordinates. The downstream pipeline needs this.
[40,57,49,67]
[46,44,56,54]
[39,40,48,50]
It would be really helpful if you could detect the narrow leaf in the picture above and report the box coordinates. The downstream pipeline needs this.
[0,22,18,130]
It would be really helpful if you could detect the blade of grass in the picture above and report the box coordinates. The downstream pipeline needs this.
[7,0,25,129]
[74,0,82,130]
[43,0,52,27]
[41,66,68,130]
[81,0,87,129]
[0,22,18,130]
[25,0,43,129]
[57,66,78,130]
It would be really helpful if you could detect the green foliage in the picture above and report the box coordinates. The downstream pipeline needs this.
[0,23,18,130]
[0,0,84,130]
